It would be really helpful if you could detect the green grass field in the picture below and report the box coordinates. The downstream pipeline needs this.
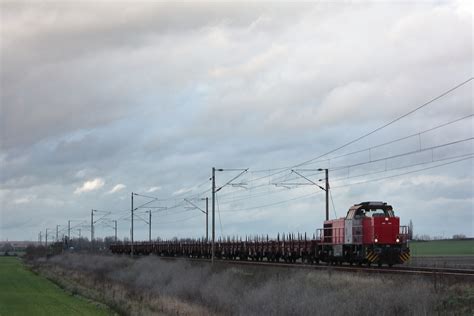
[0,257,111,316]
[409,239,474,256]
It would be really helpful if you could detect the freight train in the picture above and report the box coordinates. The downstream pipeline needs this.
[110,201,410,266]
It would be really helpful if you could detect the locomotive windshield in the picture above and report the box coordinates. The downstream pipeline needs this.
[346,202,395,219]
[368,209,394,217]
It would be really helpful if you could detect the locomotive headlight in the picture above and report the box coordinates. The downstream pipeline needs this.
[396,238,400,243]
[374,238,378,243]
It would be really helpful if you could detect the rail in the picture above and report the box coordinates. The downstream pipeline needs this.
[159,256,474,279]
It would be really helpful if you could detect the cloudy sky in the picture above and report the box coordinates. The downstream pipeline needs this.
[1,1,472,242]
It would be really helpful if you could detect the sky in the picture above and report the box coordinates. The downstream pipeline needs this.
[0,1,473,242]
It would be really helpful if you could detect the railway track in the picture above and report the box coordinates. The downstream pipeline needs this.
[158,256,474,279]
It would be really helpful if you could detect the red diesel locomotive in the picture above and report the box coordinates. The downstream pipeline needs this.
[110,201,410,266]
[319,201,410,266]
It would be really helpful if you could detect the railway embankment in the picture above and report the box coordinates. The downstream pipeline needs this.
[28,253,473,315]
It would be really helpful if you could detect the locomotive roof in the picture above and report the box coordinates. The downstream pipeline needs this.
[350,201,393,211]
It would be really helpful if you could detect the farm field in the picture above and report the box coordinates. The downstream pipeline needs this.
[0,257,111,316]
[406,255,474,269]
[409,239,474,256]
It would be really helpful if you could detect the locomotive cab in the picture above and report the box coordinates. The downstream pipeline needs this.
[349,202,409,266]
[318,201,410,266]
[347,202,400,245]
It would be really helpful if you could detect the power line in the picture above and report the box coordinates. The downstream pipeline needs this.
[49,79,472,241]
[301,113,473,166]
[294,77,473,168]
[219,192,319,213]
[239,78,473,183]
[153,213,202,225]
[271,137,473,187]
[214,137,473,205]
[332,155,473,189]
[329,137,472,172]
[216,194,224,236]
[218,155,472,214]
[330,152,474,183]
[329,189,337,218]
[132,109,471,206]
[250,115,461,176]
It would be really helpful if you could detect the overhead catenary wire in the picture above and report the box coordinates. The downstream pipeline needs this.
[219,191,319,213]
[153,213,202,225]
[329,137,472,172]
[329,152,474,183]
[295,78,473,168]
[216,193,224,236]
[331,155,473,188]
[104,107,472,222]
[217,155,472,214]
[226,151,472,208]
[237,78,473,182]
[211,114,473,203]
[213,142,473,205]
[53,79,473,241]
[329,189,337,218]
[89,149,473,239]
[270,137,473,188]
[298,113,473,166]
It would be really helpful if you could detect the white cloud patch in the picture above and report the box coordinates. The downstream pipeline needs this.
[173,187,193,196]
[146,186,162,193]
[74,178,105,195]
[107,183,126,194]
[13,196,35,204]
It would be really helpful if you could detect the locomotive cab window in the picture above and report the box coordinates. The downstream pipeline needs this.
[367,209,394,217]
[346,209,368,219]
[346,203,395,219]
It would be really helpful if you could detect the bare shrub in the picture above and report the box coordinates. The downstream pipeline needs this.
[37,254,470,316]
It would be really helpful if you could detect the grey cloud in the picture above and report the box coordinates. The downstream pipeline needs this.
[1,1,472,241]
[0,129,127,189]
[2,1,471,150]
[1,2,310,150]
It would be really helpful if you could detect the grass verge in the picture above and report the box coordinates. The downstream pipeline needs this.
[0,256,112,316]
